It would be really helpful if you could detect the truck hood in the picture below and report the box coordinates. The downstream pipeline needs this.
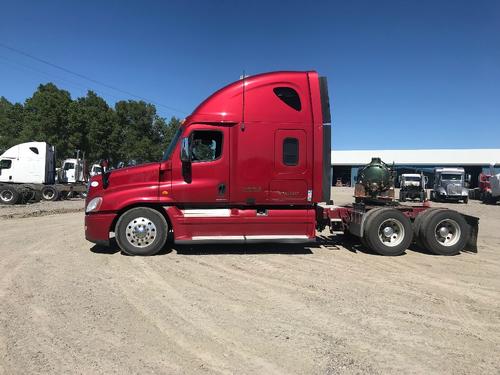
[87,162,160,202]
[103,162,160,188]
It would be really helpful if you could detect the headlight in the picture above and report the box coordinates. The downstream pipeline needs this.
[86,197,103,213]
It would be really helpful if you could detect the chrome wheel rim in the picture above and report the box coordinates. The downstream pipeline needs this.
[1,190,13,202]
[378,218,405,247]
[125,217,157,248]
[43,190,54,200]
[434,219,461,247]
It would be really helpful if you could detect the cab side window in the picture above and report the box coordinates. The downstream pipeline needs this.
[273,87,302,111]
[283,138,299,166]
[0,160,12,169]
[190,131,223,162]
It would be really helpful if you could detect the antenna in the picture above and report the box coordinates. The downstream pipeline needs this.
[241,70,246,131]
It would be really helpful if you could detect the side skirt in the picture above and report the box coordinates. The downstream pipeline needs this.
[176,235,314,245]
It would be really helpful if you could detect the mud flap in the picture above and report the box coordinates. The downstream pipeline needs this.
[462,214,479,253]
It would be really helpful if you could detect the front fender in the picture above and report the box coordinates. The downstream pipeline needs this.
[437,187,447,195]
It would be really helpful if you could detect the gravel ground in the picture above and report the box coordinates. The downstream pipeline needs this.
[0,199,84,219]
[0,188,499,374]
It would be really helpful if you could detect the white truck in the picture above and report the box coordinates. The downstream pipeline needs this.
[0,141,90,204]
[399,173,427,202]
[430,167,469,203]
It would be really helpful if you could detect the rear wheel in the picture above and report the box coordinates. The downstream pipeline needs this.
[463,196,468,204]
[419,210,469,255]
[41,186,59,201]
[413,208,444,249]
[363,208,413,256]
[0,186,20,205]
[115,207,168,256]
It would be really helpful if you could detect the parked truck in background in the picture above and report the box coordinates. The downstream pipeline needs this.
[480,165,500,204]
[0,141,90,204]
[430,167,469,203]
[399,173,427,202]
[85,71,478,257]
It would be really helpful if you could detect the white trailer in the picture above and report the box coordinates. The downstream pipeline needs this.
[0,142,88,204]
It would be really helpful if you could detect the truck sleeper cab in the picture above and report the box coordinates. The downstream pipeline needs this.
[85,71,332,255]
[85,71,478,257]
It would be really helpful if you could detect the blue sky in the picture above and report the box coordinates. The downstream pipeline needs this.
[1,0,499,150]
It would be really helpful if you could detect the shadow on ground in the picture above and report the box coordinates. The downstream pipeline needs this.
[88,235,446,257]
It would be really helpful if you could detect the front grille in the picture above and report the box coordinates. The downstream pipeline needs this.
[447,184,461,195]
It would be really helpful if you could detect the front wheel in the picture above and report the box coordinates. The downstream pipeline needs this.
[115,207,168,256]
[0,187,20,205]
[363,208,413,256]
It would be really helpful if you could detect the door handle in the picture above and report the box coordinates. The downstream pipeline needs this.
[218,183,226,195]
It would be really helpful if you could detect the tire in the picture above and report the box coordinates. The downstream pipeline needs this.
[413,208,445,250]
[115,207,168,256]
[419,210,469,256]
[0,186,20,205]
[463,196,468,204]
[363,208,413,256]
[41,186,59,201]
[430,191,435,201]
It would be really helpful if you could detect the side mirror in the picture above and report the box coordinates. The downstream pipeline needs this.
[180,137,191,163]
[100,159,110,189]
[466,174,471,182]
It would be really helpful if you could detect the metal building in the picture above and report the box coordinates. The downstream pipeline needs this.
[331,149,500,188]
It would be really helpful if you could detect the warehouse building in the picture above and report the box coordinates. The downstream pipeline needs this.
[331,149,500,188]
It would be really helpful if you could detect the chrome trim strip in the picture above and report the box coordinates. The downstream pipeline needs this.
[182,209,231,218]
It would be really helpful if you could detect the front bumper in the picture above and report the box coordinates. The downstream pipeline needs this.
[84,213,117,246]
[439,194,466,199]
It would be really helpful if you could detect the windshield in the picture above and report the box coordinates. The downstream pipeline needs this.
[441,174,462,181]
[63,162,75,170]
[162,127,182,161]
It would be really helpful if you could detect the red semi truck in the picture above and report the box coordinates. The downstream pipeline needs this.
[84,71,478,256]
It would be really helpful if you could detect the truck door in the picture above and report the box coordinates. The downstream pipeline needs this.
[63,161,76,183]
[171,124,230,204]
[269,129,311,203]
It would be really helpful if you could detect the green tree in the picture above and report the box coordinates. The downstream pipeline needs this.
[0,97,25,152]
[1,82,183,166]
[21,83,72,161]
[68,91,120,163]
[115,100,164,163]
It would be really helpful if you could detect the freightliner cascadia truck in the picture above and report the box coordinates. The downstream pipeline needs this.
[85,71,478,256]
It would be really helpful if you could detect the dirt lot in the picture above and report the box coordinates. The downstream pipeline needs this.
[0,189,499,374]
